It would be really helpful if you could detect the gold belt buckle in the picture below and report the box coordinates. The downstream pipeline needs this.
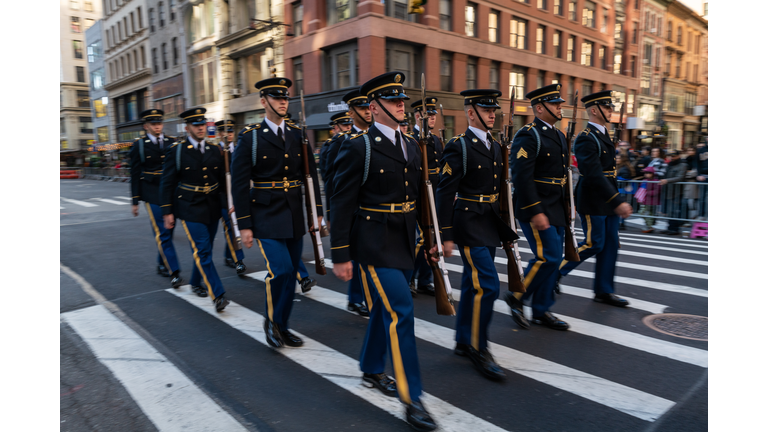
[283,178,290,190]
[402,202,412,213]
[490,194,498,203]
[560,177,566,186]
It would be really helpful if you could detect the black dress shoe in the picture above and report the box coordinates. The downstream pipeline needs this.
[532,312,570,331]
[415,284,436,296]
[280,328,304,347]
[362,373,398,397]
[409,280,417,297]
[453,343,470,357]
[263,320,284,348]
[554,274,562,295]
[503,292,530,329]
[467,346,505,381]
[348,302,370,317]
[224,258,236,268]
[300,277,317,293]
[594,293,629,307]
[191,285,208,298]
[235,260,247,275]
[170,271,183,289]
[405,400,437,431]
[158,265,170,277]
[214,294,230,312]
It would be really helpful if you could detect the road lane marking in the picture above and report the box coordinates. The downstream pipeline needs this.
[115,196,132,200]
[95,198,129,205]
[61,305,248,432]
[243,274,677,422]
[166,287,509,432]
[61,197,98,207]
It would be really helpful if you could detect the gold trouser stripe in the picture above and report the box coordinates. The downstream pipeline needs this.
[181,220,214,299]
[367,265,411,405]
[523,223,546,289]
[256,239,276,321]
[296,272,301,282]
[464,246,483,351]
[577,216,593,254]
[222,218,238,262]
[359,264,374,317]
[146,202,171,271]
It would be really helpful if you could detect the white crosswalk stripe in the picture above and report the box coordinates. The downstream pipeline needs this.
[61,197,98,207]
[95,198,129,205]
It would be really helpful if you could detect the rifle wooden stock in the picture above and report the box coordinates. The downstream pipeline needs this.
[222,142,241,251]
[299,92,327,276]
[563,93,581,263]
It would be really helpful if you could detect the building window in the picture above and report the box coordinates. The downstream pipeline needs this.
[138,7,143,28]
[615,22,623,41]
[566,76,574,103]
[71,17,81,33]
[695,35,700,54]
[293,57,304,94]
[84,0,93,12]
[466,57,477,89]
[567,36,574,62]
[140,46,146,68]
[536,26,545,54]
[172,37,178,65]
[602,9,608,33]
[614,49,622,74]
[581,80,593,97]
[489,11,500,43]
[644,11,650,31]
[329,0,355,25]
[465,3,477,37]
[162,43,168,70]
[79,117,93,134]
[552,73,560,85]
[440,51,452,92]
[553,31,561,58]
[159,2,165,28]
[554,0,562,16]
[538,0,547,10]
[70,0,79,10]
[152,48,158,73]
[582,1,595,28]
[599,46,606,69]
[568,0,576,21]
[657,17,662,36]
[440,0,452,31]
[676,53,682,78]
[536,70,544,89]
[510,68,526,99]
[490,61,500,90]
[693,64,698,83]
[191,49,218,105]
[76,66,85,82]
[84,18,94,30]
[87,40,100,63]
[73,40,83,59]
[170,0,176,21]
[581,41,593,66]
[293,3,303,36]
[244,51,265,94]
[97,126,109,143]
[444,115,455,140]
[631,56,636,77]
[386,41,422,88]
[665,52,671,75]
[632,22,637,44]
[77,90,90,108]
[326,43,360,90]
[189,1,215,43]
[677,26,683,45]
[90,68,104,90]
[149,8,155,32]
[667,21,672,40]
[641,75,650,96]
[510,17,527,50]
[93,98,108,118]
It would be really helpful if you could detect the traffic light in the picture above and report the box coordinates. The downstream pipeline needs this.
[270,66,277,77]
[408,0,426,14]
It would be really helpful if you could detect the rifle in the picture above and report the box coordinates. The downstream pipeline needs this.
[613,100,626,145]
[438,103,447,144]
[499,88,526,293]
[417,74,455,316]
[299,90,327,276]
[222,118,242,251]
[563,92,581,262]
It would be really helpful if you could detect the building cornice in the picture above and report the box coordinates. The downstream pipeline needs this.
[103,68,152,91]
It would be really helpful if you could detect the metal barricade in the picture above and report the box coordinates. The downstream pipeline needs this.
[617,180,708,225]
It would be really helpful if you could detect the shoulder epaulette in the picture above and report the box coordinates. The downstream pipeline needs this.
[349,130,368,140]
[524,122,536,131]
[169,141,180,148]
[286,123,301,130]
[448,133,465,143]
[240,123,261,135]
[166,135,176,141]
[580,128,591,135]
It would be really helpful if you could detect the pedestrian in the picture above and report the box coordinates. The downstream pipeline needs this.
[695,142,708,220]
[648,147,667,178]
[637,166,662,233]
[410,96,444,297]
[659,149,688,235]
[616,152,636,231]
[633,146,652,176]
[435,88,517,381]
[160,107,230,312]
[555,90,633,307]
[129,109,182,288]
[504,84,570,331]
[325,89,373,318]
[230,77,324,348]
[215,119,247,276]
[330,71,436,431]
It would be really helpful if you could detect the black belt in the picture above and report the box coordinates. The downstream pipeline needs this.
[359,201,416,213]
[534,177,567,186]
[252,179,303,190]
[456,193,498,203]
[179,183,219,194]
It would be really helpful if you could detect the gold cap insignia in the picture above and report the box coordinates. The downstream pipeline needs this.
[395,74,402,83]
[280,79,286,86]
[152,110,157,114]
[517,148,528,159]
[557,85,561,91]
[196,109,201,114]
[442,163,453,175]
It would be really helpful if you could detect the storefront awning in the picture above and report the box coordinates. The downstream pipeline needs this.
[303,112,335,130]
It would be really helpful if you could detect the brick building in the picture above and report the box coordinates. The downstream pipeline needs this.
[282,0,643,147]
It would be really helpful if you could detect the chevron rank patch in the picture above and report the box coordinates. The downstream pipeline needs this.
[442,163,453,175]
[517,148,528,159]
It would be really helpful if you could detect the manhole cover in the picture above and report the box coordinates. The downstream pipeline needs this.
[642,313,708,341]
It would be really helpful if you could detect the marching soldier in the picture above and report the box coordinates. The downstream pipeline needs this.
[160,107,230,312]
[230,77,324,349]
[324,89,373,317]
[320,112,354,217]
[435,89,517,381]
[129,109,182,288]
[215,119,247,275]
[410,97,443,297]
[556,91,633,306]
[331,71,436,431]
[505,84,570,330]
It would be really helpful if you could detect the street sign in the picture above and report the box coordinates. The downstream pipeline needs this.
[207,121,216,138]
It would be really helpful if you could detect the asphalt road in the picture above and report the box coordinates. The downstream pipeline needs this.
[60,179,708,431]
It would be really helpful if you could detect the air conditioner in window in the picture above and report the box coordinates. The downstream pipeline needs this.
[231,88,241,96]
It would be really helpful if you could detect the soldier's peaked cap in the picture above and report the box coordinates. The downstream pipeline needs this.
[360,71,410,101]
[343,89,370,107]
[526,84,566,105]
[140,109,164,122]
[460,89,501,109]
[215,119,235,131]
[329,112,353,126]
[180,107,207,125]
[581,90,616,108]
[255,77,292,98]
[411,97,438,114]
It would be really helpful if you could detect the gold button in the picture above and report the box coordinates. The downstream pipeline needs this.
[253,199,255,202]
[494,186,497,190]
[161,155,165,158]
[284,188,288,192]
[547,153,550,156]
[204,175,208,178]
[285,154,289,158]
[494,174,497,178]
[380,169,384,173]
[263,155,267,159]
[405,181,408,186]
[435,159,438,162]
[203,167,207,170]
[404,168,408,173]
[494,162,497,166]
[205,183,209,185]
[366,216,370,220]
[465,207,468,211]
[406,195,409,200]
[603,151,606,153]
[562,154,565,157]
[178,195,182,198]
[285,166,289,170]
